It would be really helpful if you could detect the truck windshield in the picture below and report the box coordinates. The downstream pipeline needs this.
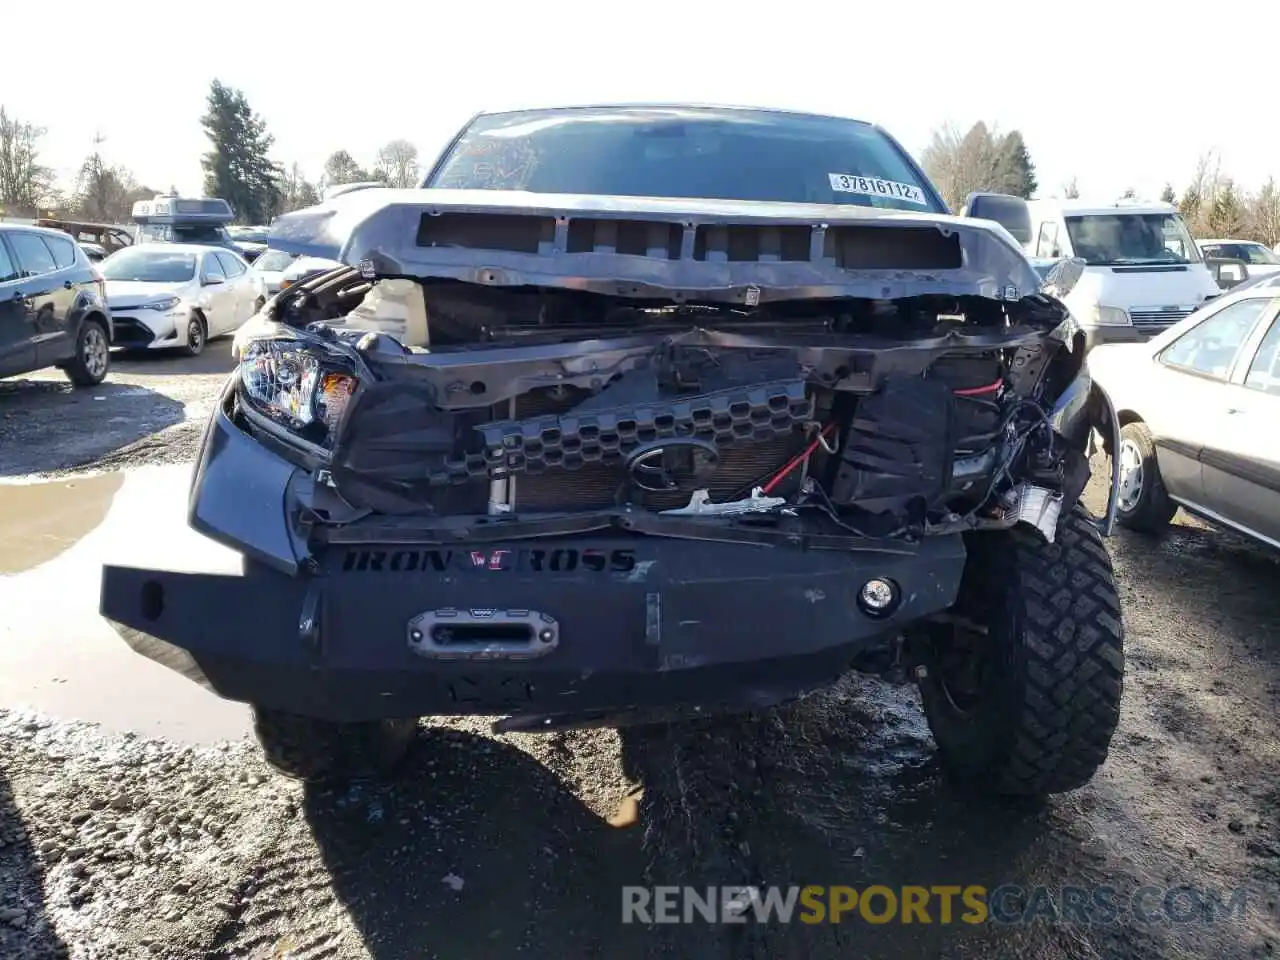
[1064,213,1202,266]
[137,223,230,244]
[425,106,944,213]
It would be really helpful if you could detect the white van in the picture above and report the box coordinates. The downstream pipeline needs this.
[965,196,1222,350]
[1023,199,1223,347]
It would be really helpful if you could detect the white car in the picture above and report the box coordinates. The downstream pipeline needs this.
[100,244,258,356]
[1087,285,1280,548]
[1198,239,1280,279]
[248,248,299,307]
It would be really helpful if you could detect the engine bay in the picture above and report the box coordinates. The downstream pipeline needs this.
[240,269,1095,546]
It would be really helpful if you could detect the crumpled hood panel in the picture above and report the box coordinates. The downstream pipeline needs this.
[267,188,1044,305]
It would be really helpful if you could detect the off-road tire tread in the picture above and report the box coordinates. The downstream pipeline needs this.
[923,506,1124,796]
[1116,421,1177,533]
[992,508,1124,793]
[252,708,418,783]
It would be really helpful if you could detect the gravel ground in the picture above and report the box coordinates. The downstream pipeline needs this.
[2,353,1279,959]
[0,342,233,478]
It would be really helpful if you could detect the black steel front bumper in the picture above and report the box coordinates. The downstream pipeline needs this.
[99,389,968,728]
[100,533,965,727]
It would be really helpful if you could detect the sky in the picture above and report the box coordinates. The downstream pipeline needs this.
[5,0,1278,205]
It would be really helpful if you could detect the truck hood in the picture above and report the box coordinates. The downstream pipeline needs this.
[267,188,1044,304]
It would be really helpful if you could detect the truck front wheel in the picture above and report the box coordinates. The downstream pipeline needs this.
[917,507,1124,797]
[252,708,419,783]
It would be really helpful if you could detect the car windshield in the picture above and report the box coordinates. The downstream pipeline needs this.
[254,249,296,272]
[1063,213,1201,266]
[425,106,943,212]
[1203,242,1280,266]
[101,249,197,282]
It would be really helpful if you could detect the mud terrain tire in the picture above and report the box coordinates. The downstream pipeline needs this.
[919,506,1124,796]
[252,708,419,783]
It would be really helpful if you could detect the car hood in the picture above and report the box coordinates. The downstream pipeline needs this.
[103,280,189,306]
[266,187,1045,304]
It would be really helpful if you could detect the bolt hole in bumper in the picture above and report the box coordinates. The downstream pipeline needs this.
[100,400,967,728]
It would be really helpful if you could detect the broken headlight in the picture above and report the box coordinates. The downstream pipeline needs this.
[237,339,358,452]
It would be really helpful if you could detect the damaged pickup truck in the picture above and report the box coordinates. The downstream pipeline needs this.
[100,105,1125,795]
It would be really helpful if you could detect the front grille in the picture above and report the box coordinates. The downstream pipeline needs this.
[109,317,155,347]
[1130,307,1191,330]
[505,388,804,512]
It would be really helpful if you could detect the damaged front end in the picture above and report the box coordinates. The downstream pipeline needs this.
[101,192,1121,726]
[231,191,1118,558]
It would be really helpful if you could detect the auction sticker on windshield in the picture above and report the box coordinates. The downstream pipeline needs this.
[828,173,927,205]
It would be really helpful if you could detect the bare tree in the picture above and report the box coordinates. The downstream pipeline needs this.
[72,144,152,223]
[1249,178,1280,248]
[1062,177,1080,199]
[1178,152,1220,236]
[278,162,321,213]
[1207,177,1248,237]
[920,122,1036,209]
[0,106,54,214]
[375,139,420,188]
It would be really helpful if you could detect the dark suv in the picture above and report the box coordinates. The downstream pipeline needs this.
[0,224,113,386]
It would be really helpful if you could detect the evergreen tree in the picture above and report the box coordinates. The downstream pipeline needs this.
[200,80,282,223]
[995,131,1037,199]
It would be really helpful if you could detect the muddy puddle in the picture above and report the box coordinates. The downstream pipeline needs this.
[0,466,249,743]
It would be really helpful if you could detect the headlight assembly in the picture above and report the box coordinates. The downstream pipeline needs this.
[237,339,359,453]
[1083,304,1132,326]
[146,296,182,312]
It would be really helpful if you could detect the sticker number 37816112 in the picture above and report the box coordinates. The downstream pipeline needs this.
[828,173,928,206]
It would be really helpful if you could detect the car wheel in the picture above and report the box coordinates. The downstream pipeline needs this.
[183,315,207,357]
[1115,421,1177,533]
[917,506,1124,797]
[64,319,111,387]
[252,708,419,783]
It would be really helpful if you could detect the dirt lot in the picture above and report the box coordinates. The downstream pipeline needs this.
[1,350,1278,959]
[0,343,233,479]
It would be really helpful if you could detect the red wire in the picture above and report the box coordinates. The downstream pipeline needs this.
[761,423,837,495]
[761,379,1000,496]
[952,378,1003,397]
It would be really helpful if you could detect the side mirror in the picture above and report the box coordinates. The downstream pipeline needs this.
[1204,257,1249,290]
[961,192,1032,247]
[203,274,225,286]
[1042,257,1086,299]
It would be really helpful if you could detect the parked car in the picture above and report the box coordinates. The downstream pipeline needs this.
[0,223,112,386]
[34,218,134,254]
[78,241,108,263]
[99,243,258,357]
[1197,239,1280,279]
[1088,285,1280,548]
[103,104,1126,801]
[279,255,344,288]
[248,248,299,308]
